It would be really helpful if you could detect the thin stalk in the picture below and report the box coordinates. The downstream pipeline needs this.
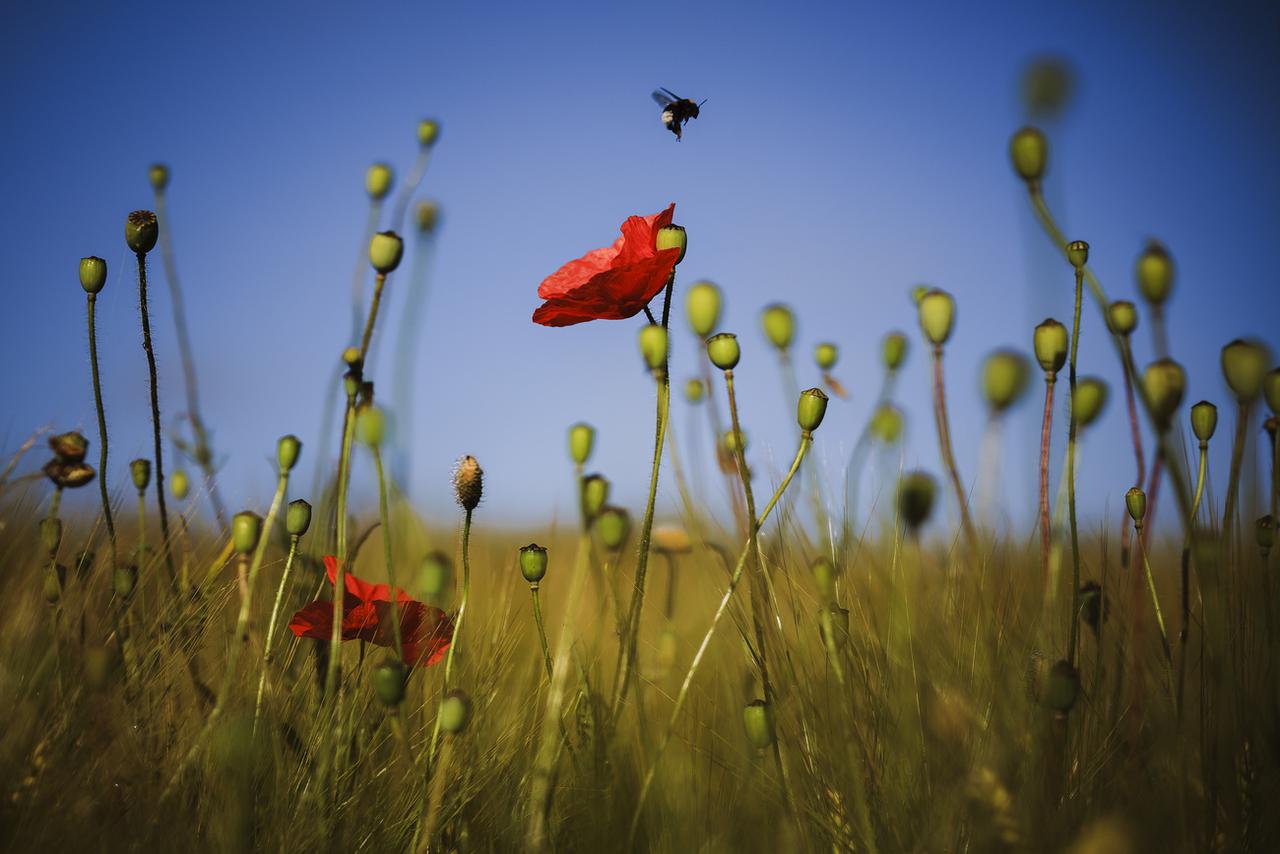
[254,533,301,731]
[1135,520,1175,698]
[428,508,473,764]
[531,584,554,680]
[1067,266,1084,666]
[418,734,454,853]
[1039,374,1056,581]
[326,393,357,698]
[135,252,176,585]
[350,200,382,345]
[359,273,389,362]
[1222,400,1251,553]
[86,294,118,569]
[373,445,404,660]
[842,367,896,546]
[1271,425,1279,521]
[392,148,433,232]
[1176,441,1208,718]
[1119,338,1146,569]
[931,345,977,548]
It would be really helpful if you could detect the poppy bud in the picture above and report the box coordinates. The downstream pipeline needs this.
[706,332,741,371]
[356,405,388,448]
[582,474,609,519]
[277,434,302,473]
[655,224,687,264]
[232,511,262,556]
[170,469,190,501]
[685,281,722,338]
[342,346,362,369]
[1257,516,1275,553]
[1221,339,1269,403]
[417,551,452,598]
[909,285,929,306]
[125,210,158,255]
[417,118,441,147]
[130,458,151,492]
[981,349,1030,413]
[1043,660,1079,714]
[440,689,472,734]
[49,431,89,463]
[79,256,107,295]
[286,499,312,537]
[683,378,705,404]
[882,331,908,372]
[811,557,838,602]
[1033,319,1068,375]
[1143,359,1186,429]
[638,324,669,372]
[568,422,595,466]
[1009,126,1048,184]
[596,506,631,551]
[453,456,483,512]
[1125,487,1146,524]
[797,387,829,433]
[519,543,548,584]
[722,428,747,456]
[761,304,795,351]
[374,659,407,707]
[870,404,904,445]
[1135,241,1175,306]
[415,200,441,234]
[1265,369,1280,416]
[369,231,404,275]
[1107,301,1138,337]
[74,549,95,580]
[44,565,67,604]
[898,471,936,531]
[815,342,838,372]
[1072,377,1109,428]
[1066,240,1089,269]
[742,699,775,749]
[917,289,955,347]
[1190,401,1218,444]
[40,517,62,555]
[365,162,393,200]
[113,564,138,600]
[1079,581,1106,633]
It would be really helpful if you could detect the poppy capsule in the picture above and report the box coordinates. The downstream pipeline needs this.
[1033,319,1068,376]
[797,388,829,433]
[761,304,795,351]
[286,499,312,537]
[519,544,548,584]
[898,471,936,531]
[596,506,631,551]
[125,210,158,255]
[1190,401,1218,444]
[1143,359,1186,429]
[581,474,609,519]
[685,281,722,338]
[568,422,595,466]
[881,331,908,372]
[80,257,107,295]
[374,659,407,707]
[365,163,393,200]
[706,333,740,371]
[1135,241,1175,306]
[742,699,775,750]
[1009,126,1048,184]
[440,690,472,734]
[917,289,955,347]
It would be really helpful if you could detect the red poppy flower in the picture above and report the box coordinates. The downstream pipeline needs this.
[532,203,681,327]
[288,556,453,667]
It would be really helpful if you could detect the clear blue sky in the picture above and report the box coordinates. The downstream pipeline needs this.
[2,1,1278,535]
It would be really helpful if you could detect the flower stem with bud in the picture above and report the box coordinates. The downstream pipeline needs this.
[85,292,118,570]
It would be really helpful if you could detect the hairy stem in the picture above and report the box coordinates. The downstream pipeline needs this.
[135,252,176,586]
[1067,268,1084,667]
[86,294,118,570]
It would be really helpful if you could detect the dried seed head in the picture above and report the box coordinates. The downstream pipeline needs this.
[981,349,1031,413]
[1135,240,1175,306]
[1106,300,1138,337]
[365,162,393,200]
[519,543,548,584]
[49,431,89,463]
[706,332,741,371]
[1221,338,1269,403]
[286,499,312,537]
[568,422,595,466]
[655,224,687,264]
[1190,400,1218,444]
[881,330,909,372]
[125,210,158,255]
[761,303,796,351]
[453,455,483,512]
[685,280,722,337]
[1072,377,1109,429]
[43,460,95,489]
[742,699,776,750]
[917,289,955,347]
[1079,581,1107,634]
[1009,126,1048,184]
[1033,319,1068,376]
[79,256,107,294]
[596,506,631,551]
[653,525,692,554]
[417,118,441,148]
[814,342,838,371]
[130,458,151,492]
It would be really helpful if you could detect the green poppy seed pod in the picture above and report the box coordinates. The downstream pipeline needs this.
[286,499,312,537]
[1072,377,1109,428]
[356,405,387,448]
[113,564,138,600]
[1033,319,1068,376]
[79,256,107,294]
[519,543,548,584]
[130,458,151,492]
[276,434,302,473]
[415,200,441,234]
[582,474,609,519]
[125,210,158,255]
[373,659,407,707]
[1190,401,1218,443]
[722,428,747,455]
[1022,59,1074,118]
[40,517,63,556]
[742,699,776,750]
[1044,660,1080,714]
[761,304,796,351]
[685,281,722,337]
[369,231,404,275]
[882,331,908,371]
[1125,487,1147,524]
[148,163,170,191]
[1065,240,1089,270]
[638,325,669,372]
[440,689,472,734]
[365,162,393,200]
[797,387,829,433]
[684,378,705,404]
[417,551,452,598]
[453,456,483,512]
[1221,339,1269,403]
[1135,241,1175,306]
[417,118,441,147]
[1106,301,1138,337]
[1009,126,1048,184]
[870,404,904,445]
[1143,359,1186,429]
[568,422,595,466]
[44,566,66,604]
[170,469,190,501]
[1265,369,1280,416]
[981,349,1031,413]
[596,506,631,551]
[811,557,838,602]
[1256,516,1275,552]
[706,332,741,371]
[49,431,89,462]
[917,289,955,347]
[655,224,687,264]
[898,471,937,531]
[232,511,263,555]
[815,342,838,372]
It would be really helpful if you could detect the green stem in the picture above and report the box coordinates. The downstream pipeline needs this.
[531,584,554,681]
[1067,268,1084,667]
[1119,339,1146,570]
[359,272,388,362]
[1136,520,1175,697]
[1039,375,1056,582]
[254,533,301,732]
[1222,400,1251,554]
[429,508,473,764]
[1176,443,1208,718]
[135,252,176,585]
[86,294,118,569]
[372,445,404,660]
[350,200,382,346]
[326,394,357,701]
[931,345,977,549]
[137,490,147,562]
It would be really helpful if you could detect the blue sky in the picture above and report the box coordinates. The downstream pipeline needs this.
[2,1,1277,536]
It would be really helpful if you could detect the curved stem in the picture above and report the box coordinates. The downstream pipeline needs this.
[1039,376,1056,582]
[429,508,473,764]
[931,346,976,549]
[359,273,389,362]
[1067,269,1084,666]
[1176,443,1208,718]
[1119,340,1146,569]
[373,446,403,660]
[254,533,301,731]
[1136,521,1175,696]
[86,294,118,570]
[136,252,176,586]
[531,584,554,681]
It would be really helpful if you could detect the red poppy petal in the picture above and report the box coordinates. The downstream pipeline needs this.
[400,603,455,667]
[537,242,623,299]
[288,601,335,639]
[614,203,676,267]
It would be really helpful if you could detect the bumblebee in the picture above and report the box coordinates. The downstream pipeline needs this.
[652,88,705,141]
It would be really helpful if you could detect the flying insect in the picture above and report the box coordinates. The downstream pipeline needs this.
[652,88,705,141]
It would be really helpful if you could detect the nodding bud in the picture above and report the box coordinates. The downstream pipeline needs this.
[685,280,722,337]
[1009,126,1048,184]
[415,200,441,234]
[684,378,705,403]
[1106,300,1138,337]
[148,163,170,191]
[1072,377,1109,428]
[365,162,393,200]
[79,256,107,294]
[881,331,909,372]
[761,304,796,351]
[232,511,263,555]
[125,210,159,255]
[981,349,1031,413]
[113,564,138,600]
[277,434,302,473]
[356,405,388,448]
[1066,240,1089,269]
[342,346,362,369]
[898,471,936,531]
[1135,240,1175,306]
[1257,516,1275,552]
[40,517,62,556]
[1125,487,1147,524]
[286,499,312,537]
[1221,339,1269,403]
[815,342,838,371]
[581,474,609,519]
[1079,581,1107,633]
[870,404,904,445]
[638,324,669,372]
[440,689,472,734]
[417,118,441,147]
[706,332,740,371]
[1143,358,1186,429]
[416,551,452,599]
[811,557,838,602]
[130,458,151,492]
[1190,401,1218,443]
[568,422,595,466]
[374,659,407,706]
[369,231,404,274]
[170,469,190,500]
[49,431,89,463]
[655,224,687,264]
[43,460,95,489]
[1033,319,1068,376]
[917,289,955,347]
[797,388,829,433]
[742,699,776,750]
[519,543,548,584]
[722,428,747,455]
[453,455,483,512]
[1265,369,1280,416]
[596,506,631,551]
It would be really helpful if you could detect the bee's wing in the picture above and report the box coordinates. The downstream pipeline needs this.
[652,89,676,107]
